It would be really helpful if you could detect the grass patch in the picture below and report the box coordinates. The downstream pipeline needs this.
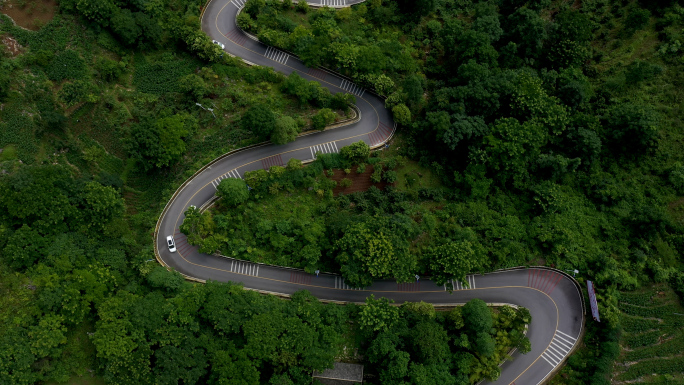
[0,144,18,161]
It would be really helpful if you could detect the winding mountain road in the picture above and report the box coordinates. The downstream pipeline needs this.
[153,1,586,383]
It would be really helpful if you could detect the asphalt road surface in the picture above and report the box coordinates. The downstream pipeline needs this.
[153,1,586,384]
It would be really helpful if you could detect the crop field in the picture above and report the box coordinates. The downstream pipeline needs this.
[613,285,684,384]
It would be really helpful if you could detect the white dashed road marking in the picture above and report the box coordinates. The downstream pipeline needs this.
[264,46,289,64]
[309,141,339,159]
[211,169,242,189]
[230,260,259,277]
[321,0,345,5]
[335,276,361,290]
[340,79,365,97]
[541,331,576,367]
[444,275,477,290]
[232,0,246,8]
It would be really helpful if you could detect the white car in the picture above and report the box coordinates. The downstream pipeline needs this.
[212,40,225,50]
[166,235,177,253]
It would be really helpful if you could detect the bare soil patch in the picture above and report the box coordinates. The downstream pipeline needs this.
[330,164,394,196]
[0,0,57,31]
[1,34,23,56]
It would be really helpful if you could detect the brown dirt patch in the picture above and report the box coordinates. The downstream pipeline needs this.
[0,0,58,31]
[330,164,394,196]
[1,34,23,56]
[668,197,684,209]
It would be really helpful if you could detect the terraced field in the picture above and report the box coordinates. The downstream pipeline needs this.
[613,285,684,384]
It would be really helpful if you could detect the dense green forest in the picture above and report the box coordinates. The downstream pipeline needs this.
[185,142,498,288]
[238,0,684,382]
[2,0,684,383]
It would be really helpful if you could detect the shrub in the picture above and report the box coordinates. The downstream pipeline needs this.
[340,178,352,188]
[311,108,336,130]
[383,170,397,183]
[371,168,382,183]
[296,0,309,13]
[95,58,124,82]
[217,178,249,206]
[286,157,302,171]
[271,116,299,145]
[245,169,269,188]
[393,103,411,125]
[45,50,87,81]
[331,92,354,112]
[385,157,397,170]
[625,61,663,84]
[626,8,651,32]
[357,163,366,173]
[237,12,256,32]
[241,104,276,141]
[178,74,208,100]
[59,80,97,106]
[340,141,370,162]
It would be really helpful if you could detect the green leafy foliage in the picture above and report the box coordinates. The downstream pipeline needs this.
[311,108,336,130]
[340,141,370,162]
[45,50,87,81]
[271,116,299,145]
[363,299,529,384]
[127,113,198,170]
[2,0,684,383]
[216,178,250,207]
[134,54,199,95]
[241,104,277,141]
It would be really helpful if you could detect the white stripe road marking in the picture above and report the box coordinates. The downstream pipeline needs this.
[227,260,258,276]
[540,354,556,366]
[310,142,339,158]
[550,344,568,360]
[547,344,565,360]
[554,335,574,348]
[540,333,575,367]
[447,276,477,291]
[543,348,560,363]
[335,277,360,290]
[232,0,246,8]
[552,338,571,351]
[339,79,364,96]
[543,350,561,365]
[265,46,289,64]
[556,330,577,341]
[212,169,243,188]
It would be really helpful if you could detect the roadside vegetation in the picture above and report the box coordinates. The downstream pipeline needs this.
[1,0,684,384]
[246,0,684,382]
[183,141,472,287]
